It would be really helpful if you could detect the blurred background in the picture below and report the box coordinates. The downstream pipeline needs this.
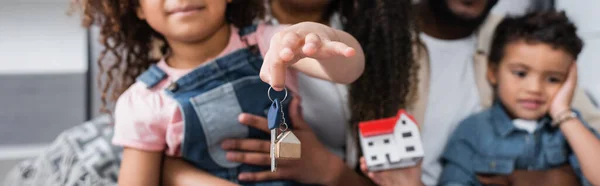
[0,0,598,177]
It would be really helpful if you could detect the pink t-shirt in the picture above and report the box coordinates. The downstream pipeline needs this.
[112,23,297,156]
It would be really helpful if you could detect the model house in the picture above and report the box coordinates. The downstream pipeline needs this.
[359,110,424,171]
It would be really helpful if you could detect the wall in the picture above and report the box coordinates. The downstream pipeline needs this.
[0,0,88,176]
[492,0,532,16]
[557,0,600,103]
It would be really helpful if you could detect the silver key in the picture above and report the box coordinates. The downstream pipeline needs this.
[271,128,277,172]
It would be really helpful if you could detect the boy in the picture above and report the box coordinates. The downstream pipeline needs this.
[438,11,600,186]
[361,11,600,186]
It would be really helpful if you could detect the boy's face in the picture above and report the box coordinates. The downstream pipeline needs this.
[488,40,575,120]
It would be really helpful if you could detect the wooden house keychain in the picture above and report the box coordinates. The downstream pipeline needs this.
[267,87,301,172]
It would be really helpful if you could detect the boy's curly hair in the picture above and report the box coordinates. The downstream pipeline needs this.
[77,0,265,112]
[489,11,584,65]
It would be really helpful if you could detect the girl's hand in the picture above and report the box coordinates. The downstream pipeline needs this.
[261,22,357,91]
[221,97,344,185]
[550,63,578,118]
[359,157,424,186]
[162,157,240,186]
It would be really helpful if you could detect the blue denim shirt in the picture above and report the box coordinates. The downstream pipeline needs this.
[439,102,600,186]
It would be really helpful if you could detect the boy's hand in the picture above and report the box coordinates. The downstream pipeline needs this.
[508,165,579,186]
[359,157,424,186]
[476,174,511,186]
[261,22,356,91]
[550,63,578,118]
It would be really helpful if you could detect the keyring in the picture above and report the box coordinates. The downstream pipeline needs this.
[267,87,288,103]
[279,123,289,132]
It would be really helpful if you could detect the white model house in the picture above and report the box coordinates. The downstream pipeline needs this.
[359,110,424,171]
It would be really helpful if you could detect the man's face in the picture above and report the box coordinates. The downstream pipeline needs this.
[276,0,331,12]
[429,0,498,27]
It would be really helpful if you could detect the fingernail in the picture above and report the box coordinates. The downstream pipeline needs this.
[305,43,317,51]
[238,113,248,123]
[222,140,233,149]
[239,173,250,180]
[226,152,237,160]
[281,48,294,60]
[283,48,293,55]
[345,48,355,56]
[238,114,244,122]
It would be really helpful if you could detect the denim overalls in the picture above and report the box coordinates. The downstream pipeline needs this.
[137,25,298,186]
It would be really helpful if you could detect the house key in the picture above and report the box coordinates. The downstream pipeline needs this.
[267,87,287,172]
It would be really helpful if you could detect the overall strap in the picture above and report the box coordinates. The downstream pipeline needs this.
[136,64,168,89]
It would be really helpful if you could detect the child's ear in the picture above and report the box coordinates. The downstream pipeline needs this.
[136,7,146,20]
[487,63,498,86]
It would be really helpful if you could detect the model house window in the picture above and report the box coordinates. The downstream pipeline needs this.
[384,139,389,144]
[368,142,373,146]
[371,156,377,160]
[402,120,406,125]
[406,146,415,152]
[402,132,412,138]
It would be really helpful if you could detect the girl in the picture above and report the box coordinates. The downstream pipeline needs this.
[81,0,364,185]
[159,0,420,185]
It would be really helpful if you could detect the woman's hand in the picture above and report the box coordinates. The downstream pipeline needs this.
[359,157,424,186]
[261,22,363,91]
[221,97,345,185]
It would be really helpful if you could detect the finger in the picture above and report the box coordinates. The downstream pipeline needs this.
[367,172,381,184]
[262,47,287,91]
[302,33,322,56]
[566,63,578,86]
[269,57,286,91]
[221,139,270,153]
[279,32,302,61]
[225,151,270,165]
[238,113,269,133]
[559,63,578,99]
[288,97,310,130]
[359,157,369,174]
[238,171,286,182]
[259,53,271,84]
[360,161,369,174]
[323,41,356,57]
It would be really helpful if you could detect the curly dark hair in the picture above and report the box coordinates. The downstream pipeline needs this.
[335,0,419,124]
[489,11,583,66]
[77,0,265,112]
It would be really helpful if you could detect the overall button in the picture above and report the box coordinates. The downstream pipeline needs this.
[167,82,179,91]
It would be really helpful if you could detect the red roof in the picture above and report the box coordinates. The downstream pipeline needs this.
[397,109,417,124]
[359,117,397,137]
[359,109,418,137]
